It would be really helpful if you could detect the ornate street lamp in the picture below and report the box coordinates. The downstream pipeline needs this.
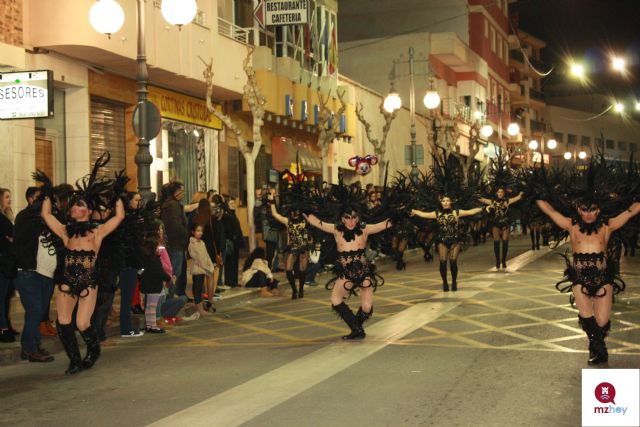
[89,0,124,38]
[161,0,198,28]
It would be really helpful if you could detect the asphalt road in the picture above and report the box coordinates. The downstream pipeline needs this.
[1,236,638,427]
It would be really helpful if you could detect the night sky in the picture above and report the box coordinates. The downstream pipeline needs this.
[513,0,640,98]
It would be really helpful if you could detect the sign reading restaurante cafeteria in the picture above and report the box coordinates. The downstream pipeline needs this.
[0,70,54,120]
[147,86,222,130]
[265,0,308,25]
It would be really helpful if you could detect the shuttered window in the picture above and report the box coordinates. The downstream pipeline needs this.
[90,97,126,176]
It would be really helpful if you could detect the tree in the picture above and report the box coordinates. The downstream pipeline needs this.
[425,112,482,186]
[354,100,398,183]
[316,89,347,182]
[202,46,266,251]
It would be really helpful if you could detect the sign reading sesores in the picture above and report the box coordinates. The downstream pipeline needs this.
[265,0,308,25]
[0,70,54,119]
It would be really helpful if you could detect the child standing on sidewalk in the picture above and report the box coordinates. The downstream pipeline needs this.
[139,233,171,333]
[188,224,216,316]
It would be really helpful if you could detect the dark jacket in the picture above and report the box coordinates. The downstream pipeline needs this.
[13,208,40,270]
[161,199,188,251]
[139,252,171,294]
[211,216,226,253]
[0,212,13,257]
[223,210,245,250]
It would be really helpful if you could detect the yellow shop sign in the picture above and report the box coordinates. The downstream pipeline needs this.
[148,86,222,129]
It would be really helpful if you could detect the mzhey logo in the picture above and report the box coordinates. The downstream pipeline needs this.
[595,382,616,404]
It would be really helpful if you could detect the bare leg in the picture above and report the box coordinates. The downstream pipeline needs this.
[359,280,373,313]
[572,286,593,318]
[592,285,613,327]
[330,279,350,305]
[55,289,78,325]
[75,288,98,332]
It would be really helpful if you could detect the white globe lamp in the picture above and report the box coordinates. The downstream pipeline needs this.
[528,140,538,150]
[507,122,520,136]
[162,0,198,27]
[89,0,125,38]
[480,124,494,138]
[384,92,401,113]
[547,139,557,150]
[578,151,587,160]
[563,152,572,160]
[423,91,441,110]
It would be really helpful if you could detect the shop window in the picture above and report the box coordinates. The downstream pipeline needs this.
[167,125,200,203]
[606,139,614,149]
[567,134,577,145]
[554,132,564,143]
[581,135,591,149]
[618,141,626,151]
[90,96,126,177]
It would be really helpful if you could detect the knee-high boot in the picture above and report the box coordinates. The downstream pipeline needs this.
[56,321,83,375]
[449,260,458,291]
[356,306,373,329]
[296,271,305,299]
[579,315,610,365]
[286,271,298,299]
[493,241,501,269]
[421,243,433,262]
[439,261,449,291]
[332,302,365,340]
[501,240,509,268]
[79,324,101,369]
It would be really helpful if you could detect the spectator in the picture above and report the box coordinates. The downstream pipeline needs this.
[211,195,227,294]
[241,247,279,297]
[140,232,170,333]
[192,198,220,304]
[223,198,244,288]
[0,187,16,343]
[13,197,55,362]
[254,187,264,245]
[157,224,187,325]
[119,192,145,338]
[160,182,189,298]
[261,187,284,271]
[188,224,216,316]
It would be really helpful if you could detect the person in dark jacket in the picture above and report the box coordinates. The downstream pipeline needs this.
[160,182,189,297]
[222,198,245,288]
[0,187,16,343]
[139,233,170,334]
[118,192,145,338]
[211,196,227,293]
[13,198,56,362]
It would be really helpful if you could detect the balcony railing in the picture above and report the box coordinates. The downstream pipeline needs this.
[218,17,254,45]
[530,88,545,102]
[441,100,473,123]
[530,119,549,134]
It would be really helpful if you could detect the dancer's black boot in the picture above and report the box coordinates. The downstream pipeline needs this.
[449,260,458,291]
[535,230,541,250]
[56,321,83,375]
[530,230,536,250]
[296,272,305,299]
[395,252,406,270]
[286,271,298,299]
[79,324,101,369]
[439,261,449,292]
[501,240,509,269]
[421,243,433,262]
[356,306,373,328]
[332,302,365,340]
[493,241,501,269]
[579,316,610,365]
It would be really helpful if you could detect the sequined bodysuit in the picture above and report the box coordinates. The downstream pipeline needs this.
[556,252,625,299]
[326,249,383,295]
[286,218,310,253]
[491,199,510,229]
[60,249,97,297]
[436,209,459,248]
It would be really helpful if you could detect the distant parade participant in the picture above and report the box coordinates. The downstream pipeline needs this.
[37,154,124,375]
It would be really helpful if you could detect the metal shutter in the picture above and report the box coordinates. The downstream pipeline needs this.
[90,96,126,176]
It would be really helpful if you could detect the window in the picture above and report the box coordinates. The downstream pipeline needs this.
[630,142,638,152]
[581,135,591,148]
[90,96,125,177]
[497,37,502,59]
[504,43,509,64]
[567,134,577,145]
[554,132,564,143]
[484,19,488,38]
[491,27,496,53]
[618,141,626,151]
[606,139,615,149]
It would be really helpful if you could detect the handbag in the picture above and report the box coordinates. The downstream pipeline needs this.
[209,217,224,268]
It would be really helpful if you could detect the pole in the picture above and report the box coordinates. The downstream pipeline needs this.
[408,47,418,181]
[135,0,154,201]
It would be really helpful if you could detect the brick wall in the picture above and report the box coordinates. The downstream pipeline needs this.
[0,0,23,47]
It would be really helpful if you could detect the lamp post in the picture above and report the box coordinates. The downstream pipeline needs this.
[90,0,197,200]
[383,47,440,181]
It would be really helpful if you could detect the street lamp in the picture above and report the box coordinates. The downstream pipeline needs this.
[480,124,494,138]
[570,62,585,79]
[547,138,558,150]
[90,0,197,200]
[528,140,538,151]
[578,150,587,160]
[614,102,625,113]
[507,122,520,137]
[612,57,626,73]
[383,47,440,180]
[564,151,572,160]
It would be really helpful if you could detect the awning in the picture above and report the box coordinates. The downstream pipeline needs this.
[271,136,322,172]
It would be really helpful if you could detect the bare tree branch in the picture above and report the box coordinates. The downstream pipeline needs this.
[355,100,397,182]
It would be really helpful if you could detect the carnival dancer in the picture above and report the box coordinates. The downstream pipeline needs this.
[304,181,396,340]
[479,152,523,269]
[530,157,640,365]
[37,154,124,374]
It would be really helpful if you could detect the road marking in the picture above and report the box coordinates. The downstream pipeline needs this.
[149,302,460,427]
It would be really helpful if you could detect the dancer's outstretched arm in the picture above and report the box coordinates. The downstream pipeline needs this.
[41,197,67,244]
[97,199,124,242]
[609,202,640,232]
[267,195,288,226]
[366,219,393,235]
[458,206,485,218]
[303,213,335,234]
[535,200,571,230]
[410,209,436,219]
[478,197,492,205]
[508,192,524,205]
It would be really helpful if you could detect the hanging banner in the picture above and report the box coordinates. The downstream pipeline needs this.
[147,86,222,130]
[265,0,309,25]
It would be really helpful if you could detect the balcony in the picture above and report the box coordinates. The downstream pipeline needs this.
[217,17,254,45]
[530,119,549,135]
